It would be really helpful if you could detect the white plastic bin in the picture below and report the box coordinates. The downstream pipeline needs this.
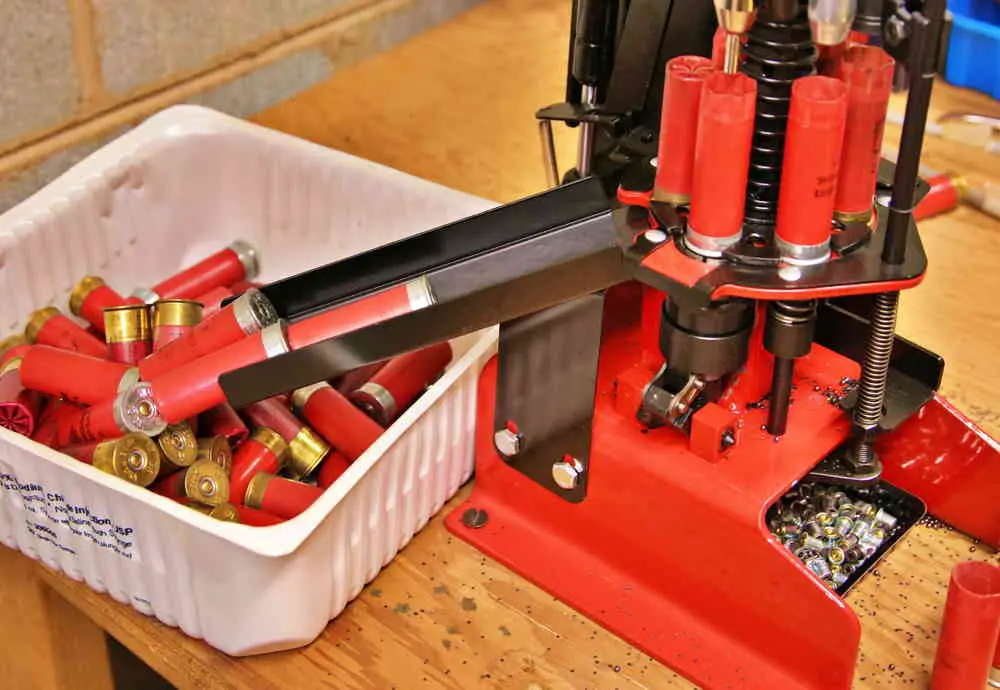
[0,106,498,655]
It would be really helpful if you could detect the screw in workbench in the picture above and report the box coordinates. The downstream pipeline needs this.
[461,507,489,529]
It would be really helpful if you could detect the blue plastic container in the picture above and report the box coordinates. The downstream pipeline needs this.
[945,0,1000,99]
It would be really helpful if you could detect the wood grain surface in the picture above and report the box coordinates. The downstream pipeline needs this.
[32,0,1000,688]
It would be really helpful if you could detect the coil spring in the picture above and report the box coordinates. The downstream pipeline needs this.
[852,292,900,447]
[740,3,817,231]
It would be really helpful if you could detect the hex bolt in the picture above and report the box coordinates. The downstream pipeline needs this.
[552,456,584,491]
[493,428,523,458]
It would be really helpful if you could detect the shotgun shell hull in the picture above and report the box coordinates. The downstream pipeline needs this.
[349,342,452,426]
[78,434,162,487]
[199,403,249,448]
[104,304,152,364]
[152,459,230,506]
[0,335,29,361]
[242,397,328,480]
[150,240,260,300]
[147,322,289,424]
[316,452,352,489]
[244,473,323,519]
[0,358,44,437]
[19,345,132,405]
[230,427,288,503]
[196,435,233,474]
[52,382,168,447]
[234,505,285,526]
[287,277,435,350]
[138,288,278,381]
[293,382,382,461]
[156,422,199,473]
[25,307,107,359]
[32,400,84,447]
[70,276,141,333]
[152,299,204,350]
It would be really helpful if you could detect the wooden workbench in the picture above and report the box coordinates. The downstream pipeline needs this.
[6,0,1000,687]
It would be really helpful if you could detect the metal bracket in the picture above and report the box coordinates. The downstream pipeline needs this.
[494,294,606,503]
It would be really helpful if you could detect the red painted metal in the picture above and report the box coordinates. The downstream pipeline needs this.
[689,402,737,463]
[710,275,925,300]
[447,307,863,689]
[880,394,1000,548]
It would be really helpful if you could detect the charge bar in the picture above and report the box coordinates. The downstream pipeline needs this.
[220,179,629,407]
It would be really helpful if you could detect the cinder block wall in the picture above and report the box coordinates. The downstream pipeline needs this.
[0,0,482,211]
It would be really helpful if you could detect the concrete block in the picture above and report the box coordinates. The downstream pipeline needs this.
[92,0,354,97]
[0,0,80,146]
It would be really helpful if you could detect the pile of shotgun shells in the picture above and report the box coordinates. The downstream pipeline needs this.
[768,482,900,591]
[0,241,452,526]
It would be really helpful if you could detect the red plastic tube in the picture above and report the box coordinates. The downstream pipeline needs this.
[287,277,435,350]
[349,342,452,426]
[146,323,289,424]
[50,398,122,447]
[138,288,278,381]
[1,342,31,369]
[199,403,249,448]
[69,277,142,333]
[688,72,757,255]
[103,304,152,364]
[292,382,383,461]
[32,400,82,446]
[242,396,329,479]
[711,28,727,71]
[25,307,107,359]
[930,561,1000,690]
[0,360,43,436]
[317,452,353,489]
[834,45,894,223]
[333,361,388,396]
[147,241,259,301]
[234,505,285,526]
[151,299,203,350]
[915,174,963,221]
[192,286,234,320]
[244,473,323,519]
[230,428,288,504]
[19,346,134,405]
[775,76,848,264]
[653,56,714,204]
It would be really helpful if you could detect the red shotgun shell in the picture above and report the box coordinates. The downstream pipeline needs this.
[930,562,1000,690]
[63,433,162,487]
[292,382,382,461]
[234,505,285,526]
[834,45,894,223]
[198,402,249,448]
[316,452,352,489]
[688,72,757,256]
[186,502,241,522]
[52,382,167,447]
[152,459,230,506]
[155,422,199,474]
[775,76,849,265]
[244,473,323,519]
[287,277,435,350]
[192,285,234,320]
[0,357,44,437]
[33,400,83,447]
[143,240,260,301]
[151,299,204,350]
[138,288,278,381]
[146,323,290,424]
[0,334,29,362]
[653,56,714,205]
[104,304,152,364]
[242,396,328,479]
[230,427,289,503]
[914,174,964,222]
[69,276,142,334]
[349,342,452,426]
[24,307,107,359]
[19,345,137,405]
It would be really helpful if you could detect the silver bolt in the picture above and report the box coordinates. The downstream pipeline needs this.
[493,429,522,457]
[552,457,584,491]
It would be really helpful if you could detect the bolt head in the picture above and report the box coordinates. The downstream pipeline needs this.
[552,458,583,490]
[885,15,908,47]
[494,429,522,457]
